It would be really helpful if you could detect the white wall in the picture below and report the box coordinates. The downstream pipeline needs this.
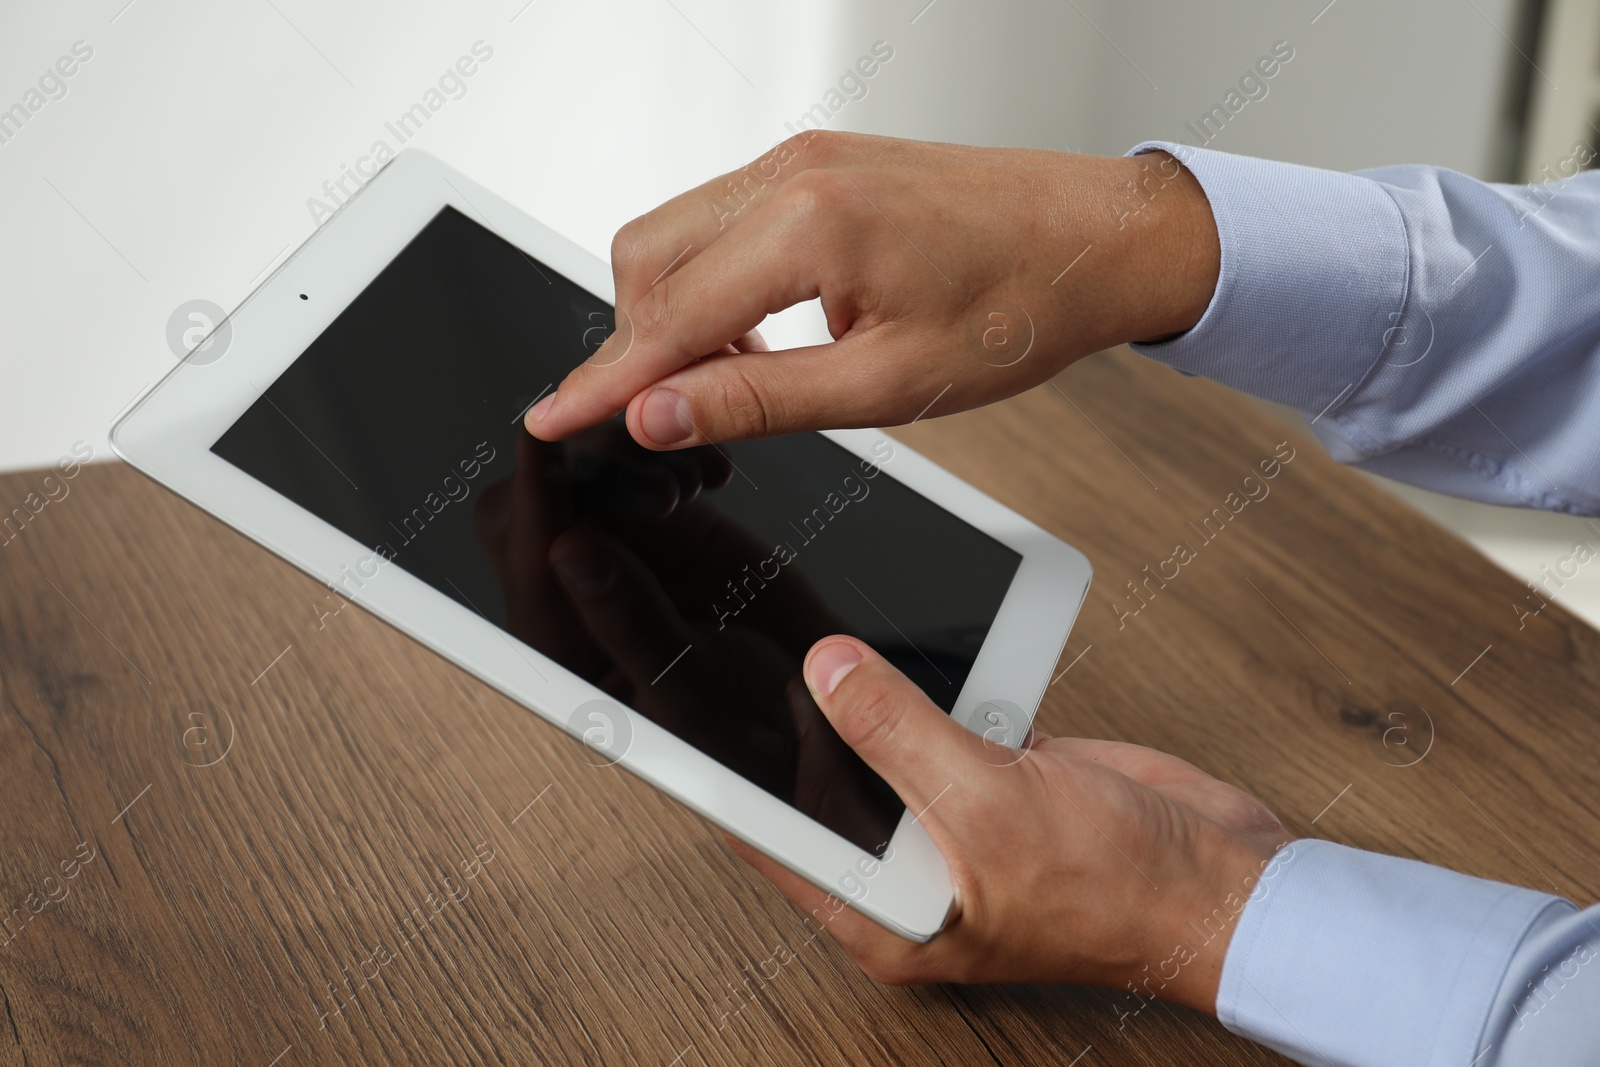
[0,0,872,473]
[1089,0,1526,176]
[0,0,1526,475]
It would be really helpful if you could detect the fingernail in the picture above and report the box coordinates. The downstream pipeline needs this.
[807,642,861,698]
[527,392,556,425]
[552,542,612,594]
[640,388,695,446]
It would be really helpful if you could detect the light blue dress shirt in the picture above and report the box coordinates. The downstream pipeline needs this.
[1125,140,1600,1066]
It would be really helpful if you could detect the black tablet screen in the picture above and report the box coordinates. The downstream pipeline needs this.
[212,206,1021,857]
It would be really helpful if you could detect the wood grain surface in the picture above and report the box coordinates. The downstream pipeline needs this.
[1,348,1595,1066]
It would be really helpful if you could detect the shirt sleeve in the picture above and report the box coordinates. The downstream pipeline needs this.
[1123,140,1600,516]
[1216,839,1596,1066]
[1485,900,1600,1062]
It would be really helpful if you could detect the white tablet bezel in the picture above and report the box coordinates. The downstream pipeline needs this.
[110,150,1092,942]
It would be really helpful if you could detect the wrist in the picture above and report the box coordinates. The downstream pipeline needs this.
[1120,833,1290,1017]
[1109,151,1221,346]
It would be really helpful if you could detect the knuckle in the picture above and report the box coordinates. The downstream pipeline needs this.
[775,132,810,166]
[712,365,777,439]
[782,127,856,165]
[774,167,855,222]
[610,219,652,275]
[629,274,676,340]
[835,672,904,756]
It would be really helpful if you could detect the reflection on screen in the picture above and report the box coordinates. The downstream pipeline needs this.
[212,206,1021,856]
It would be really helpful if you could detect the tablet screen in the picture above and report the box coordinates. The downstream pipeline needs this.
[212,206,1021,857]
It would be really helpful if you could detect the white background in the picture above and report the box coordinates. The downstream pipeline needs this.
[7,0,1595,624]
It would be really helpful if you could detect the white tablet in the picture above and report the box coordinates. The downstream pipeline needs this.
[110,151,1091,942]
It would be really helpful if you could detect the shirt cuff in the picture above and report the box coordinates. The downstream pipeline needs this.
[1483,901,1598,1061]
[1218,839,1567,1067]
[1123,140,1410,423]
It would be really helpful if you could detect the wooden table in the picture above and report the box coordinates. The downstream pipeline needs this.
[2,349,1596,1066]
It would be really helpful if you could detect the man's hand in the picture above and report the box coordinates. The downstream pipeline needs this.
[526,131,1220,449]
[729,636,1294,1015]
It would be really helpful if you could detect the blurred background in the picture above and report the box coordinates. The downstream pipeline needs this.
[1,0,1595,623]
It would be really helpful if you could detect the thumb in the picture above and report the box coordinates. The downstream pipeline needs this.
[622,334,937,449]
[802,636,976,817]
